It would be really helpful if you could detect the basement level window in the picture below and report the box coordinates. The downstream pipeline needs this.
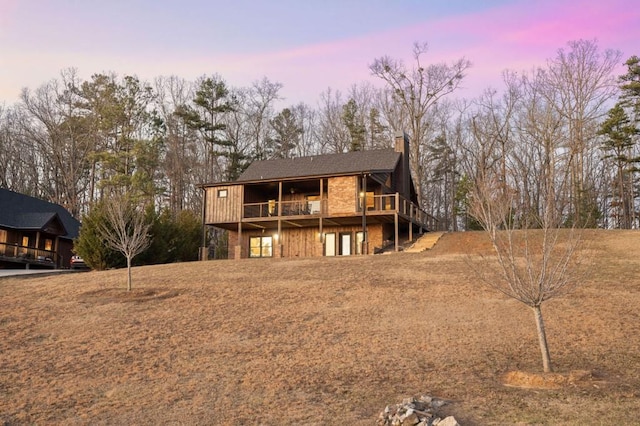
[249,236,273,258]
[217,189,228,198]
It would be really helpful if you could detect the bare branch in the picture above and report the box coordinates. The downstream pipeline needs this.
[467,168,588,372]
[97,193,152,291]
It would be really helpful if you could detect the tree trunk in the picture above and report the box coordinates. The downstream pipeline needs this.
[127,256,132,292]
[533,305,552,373]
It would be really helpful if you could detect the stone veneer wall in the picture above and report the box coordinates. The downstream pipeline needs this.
[327,176,357,216]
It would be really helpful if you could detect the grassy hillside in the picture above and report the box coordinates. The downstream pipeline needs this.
[1,230,639,425]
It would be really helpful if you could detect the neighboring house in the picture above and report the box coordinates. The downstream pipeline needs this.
[0,188,80,269]
[201,132,436,259]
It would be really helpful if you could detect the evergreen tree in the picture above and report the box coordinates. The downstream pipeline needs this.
[77,74,160,201]
[368,107,387,149]
[269,108,302,158]
[73,200,126,270]
[614,55,640,228]
[619,56,640,117]
[139,208,201,264]
[175,76,244,181]
[341,98,366,151]
[599,103,639,228]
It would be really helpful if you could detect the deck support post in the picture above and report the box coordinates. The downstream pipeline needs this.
[200,187,208,260]
[409,204,413,242]
[277,182,283,258]
[235,222,243,260]
[395,193,400,252]
[319,179,324,255]
[361,174,368,255]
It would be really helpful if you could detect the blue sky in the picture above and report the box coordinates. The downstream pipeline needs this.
[1,0,638,106]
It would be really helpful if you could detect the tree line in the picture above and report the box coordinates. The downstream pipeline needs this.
[1,39,638,233]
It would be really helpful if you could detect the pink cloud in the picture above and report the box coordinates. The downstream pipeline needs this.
[1,0,637,106]
[0,0,19,30]
[209,0,639,103]
[393,0,640,94]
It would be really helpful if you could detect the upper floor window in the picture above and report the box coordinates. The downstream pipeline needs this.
[217,189,228,198]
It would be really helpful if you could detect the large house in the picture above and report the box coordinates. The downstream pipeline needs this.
[0,188,80,269]
[201,132,436,259]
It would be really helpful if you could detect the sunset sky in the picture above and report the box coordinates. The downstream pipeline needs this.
[0,0,638,106]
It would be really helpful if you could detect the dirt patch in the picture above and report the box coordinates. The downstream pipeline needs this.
[501,370,596,389]
[78,287,182,305]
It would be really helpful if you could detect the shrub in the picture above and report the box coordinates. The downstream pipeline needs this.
[76,203,202,269]
[74,201,125,270]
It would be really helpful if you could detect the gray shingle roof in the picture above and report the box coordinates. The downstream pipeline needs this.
[0,188,80,239]
[237,149,400,182]
[13,212,59,229]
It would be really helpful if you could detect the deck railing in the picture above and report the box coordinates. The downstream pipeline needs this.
[362,194,437,230]
[243,199,326,218]
[243,194,437,230]
[0,242,58,267]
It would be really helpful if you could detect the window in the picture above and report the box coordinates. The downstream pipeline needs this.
[0,229,6,243]
[44,239,53,251]
[249,236,273,258]
[217,189,228,198]
[20,236,29,254]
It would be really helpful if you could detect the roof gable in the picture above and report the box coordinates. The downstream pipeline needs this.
[237,149,400,182]
[0,188,80,239]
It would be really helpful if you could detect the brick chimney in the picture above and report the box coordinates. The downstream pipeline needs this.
[394,131,411,199]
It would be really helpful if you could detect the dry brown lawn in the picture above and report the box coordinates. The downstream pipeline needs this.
[1,230,639,425]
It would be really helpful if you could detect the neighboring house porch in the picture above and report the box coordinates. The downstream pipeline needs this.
[0,189,80,269]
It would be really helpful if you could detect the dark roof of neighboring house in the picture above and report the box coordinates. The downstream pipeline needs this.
[237,149,400,182]
[0,188,80,239]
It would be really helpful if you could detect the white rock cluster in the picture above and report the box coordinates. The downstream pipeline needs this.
[377,395,460,426]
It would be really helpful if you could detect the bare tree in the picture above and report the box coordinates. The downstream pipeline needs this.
[98,194,152,291]
[0,106,40,193]
[468,171,586,373]
[154,75,200,213]
[316,87,350,153]
[344,82,378,151]
[541,39,622,226]
[291,102,319,157]
[422,101,460,230]
[374,86,409,139]
[370,42,471,206]
[243,77,282,160]
[19,69,95,217]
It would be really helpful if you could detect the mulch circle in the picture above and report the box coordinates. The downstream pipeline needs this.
[501,370,596,389]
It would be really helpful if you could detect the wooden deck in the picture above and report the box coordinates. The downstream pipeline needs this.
[241,194,437,231]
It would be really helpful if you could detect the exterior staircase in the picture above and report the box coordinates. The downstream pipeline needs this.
[404,232,445,253]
